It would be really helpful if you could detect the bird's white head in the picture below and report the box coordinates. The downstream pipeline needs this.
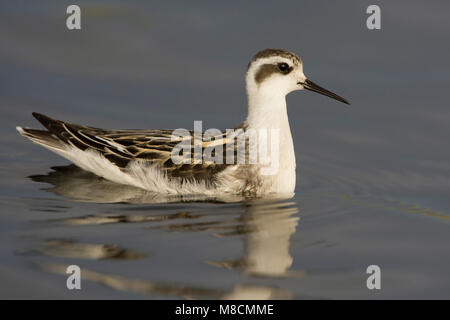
[246,49,305,98]
[246,49,349,105]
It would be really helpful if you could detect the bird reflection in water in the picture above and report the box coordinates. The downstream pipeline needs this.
[30,165,304,299]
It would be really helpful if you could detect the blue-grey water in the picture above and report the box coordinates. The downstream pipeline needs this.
[1,1,450,299]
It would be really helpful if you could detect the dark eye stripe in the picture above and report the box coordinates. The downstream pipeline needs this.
[254,63,293,84]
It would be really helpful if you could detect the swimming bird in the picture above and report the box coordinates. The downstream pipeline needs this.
[17,49,349,196]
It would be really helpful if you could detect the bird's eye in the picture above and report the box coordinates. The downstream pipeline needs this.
[277,63,290,73]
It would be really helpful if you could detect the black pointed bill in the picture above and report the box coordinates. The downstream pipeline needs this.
[299,79,350,105]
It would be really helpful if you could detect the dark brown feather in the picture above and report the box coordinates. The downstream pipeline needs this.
[29,113,244,182]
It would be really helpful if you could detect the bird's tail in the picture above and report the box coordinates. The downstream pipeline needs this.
[16,113,65,150]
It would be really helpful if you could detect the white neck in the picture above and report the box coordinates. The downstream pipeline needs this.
[246,91,288,129]
[244,88,296,194]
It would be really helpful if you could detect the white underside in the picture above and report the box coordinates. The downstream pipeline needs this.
[31,142,295,196]
[47,145,226,195]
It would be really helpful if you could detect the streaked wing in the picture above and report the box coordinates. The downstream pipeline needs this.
[30,113,239,181]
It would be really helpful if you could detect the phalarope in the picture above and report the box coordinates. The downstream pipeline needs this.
[17,49,349,196]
